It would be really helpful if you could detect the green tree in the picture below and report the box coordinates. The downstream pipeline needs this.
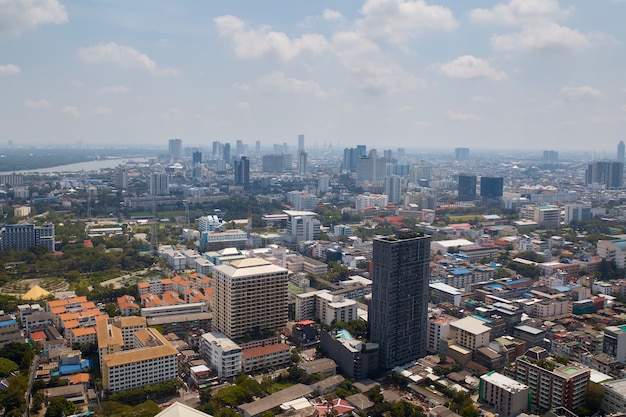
[45,398,76,417]
[0,357,18,376]
[584,382,605,414]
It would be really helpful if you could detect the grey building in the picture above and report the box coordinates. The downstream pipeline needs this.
[369,233,431,370]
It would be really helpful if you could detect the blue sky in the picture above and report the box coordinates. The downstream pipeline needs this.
[0,0,624,153]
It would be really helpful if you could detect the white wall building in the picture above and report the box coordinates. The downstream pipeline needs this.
[200,332,242,380]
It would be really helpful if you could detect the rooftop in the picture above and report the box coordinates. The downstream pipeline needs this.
[481,371,528,393]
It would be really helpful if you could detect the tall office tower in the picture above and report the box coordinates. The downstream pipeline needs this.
[262,154,291,173]
[212,141,222,157]
[298,151,308,176]
[409,164,433,183]
[283,142,289,154]
[397,148,405,158]
[255,140,261,154]
[383,149,393,161]
[384,175,401,204]
[0,223,55,252]
[586,160,624,188]
[212,258,289,339]
[234,156,250,186]
[298,134,304,152]
[543,150,558,162]
[192,151,202,165]
[168,138,182,161]
[115,167,128,189]
[357,149,386,185]
[343,145,367,172]
[480,176,504,198]
[369,233,431,370]
[618,141,625,163]
[149,172,170,195]
[318,175,330,194]
[223,143,231,165]
[457,174,477,201]
[454,147,470,161]
[236,140,244,156]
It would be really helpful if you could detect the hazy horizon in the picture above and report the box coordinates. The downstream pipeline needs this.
[1,1,624,153]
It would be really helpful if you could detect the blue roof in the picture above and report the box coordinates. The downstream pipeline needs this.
[472,315,492,323]
[486,283,504,289]
[612,239,626,250]
[554,286,572,292]
[0,319,16,328]
[507,279,527,285]
[449,267,471,275]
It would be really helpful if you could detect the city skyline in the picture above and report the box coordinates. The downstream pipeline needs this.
[1,1,625,151]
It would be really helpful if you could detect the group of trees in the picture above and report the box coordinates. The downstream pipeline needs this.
[0,343,35,417]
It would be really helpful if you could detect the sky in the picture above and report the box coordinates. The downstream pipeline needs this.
[0,0,625,153]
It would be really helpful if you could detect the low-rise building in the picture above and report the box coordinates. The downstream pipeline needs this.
[199,332,242,380]
[479,371,529,417]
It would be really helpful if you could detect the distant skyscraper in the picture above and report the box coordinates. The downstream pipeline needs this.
[262,154,291,173]
[298,134,304,152]
[234,156,250,186]
[212,141,222,157]
[236,140,244,156]
[586,160,624,188]
[168,138,182,161]
[383,149,393,161]
[318,175,330,194]
[343,145,367,172]
[115,167,128,189]
[370,233,431,370]
[543,150,558,162]
[192,151,202,165]
[150,172,169,195]
[397,148,405,158]
[618,141,625,163]
[223,143,231,165]
[384,175,401,204]
[357,149,386,185]
[298,151,308,176]
[455,147,470,161]
[457,174,477,201]
[255,140,261,154]
[480,176,504,198]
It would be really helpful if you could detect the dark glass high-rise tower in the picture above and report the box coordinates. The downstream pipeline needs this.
[369,233,431,370]
[457,174,477,201]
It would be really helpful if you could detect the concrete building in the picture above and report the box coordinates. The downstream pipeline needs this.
[99,325,178,392]
[520,205,560,228]
[201,229,247,251]
[282,210,320,244]
[0,223,55,252]
[564,203,592,224]
[604,325,626,364]
[149,172,170,195]
[212,258,289,340]
[0,312,22,346]
[200,332,242,380]
[294,290,358,325]
[242,343,291,374]
[586,160,624,188]
[429,282,462,307]
[511,347,590,413]
[597,239,626,269]
[320,329,379,380]
[369,233,431,370]
[602,378,626,414]
[449,316,492,350]
[426,313,454,354]
[479,371,529,417]
[384,175,402,204]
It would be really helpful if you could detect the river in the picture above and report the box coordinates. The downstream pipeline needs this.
[0,157,153,175]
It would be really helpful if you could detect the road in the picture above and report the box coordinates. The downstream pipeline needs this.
[24,354,39,417]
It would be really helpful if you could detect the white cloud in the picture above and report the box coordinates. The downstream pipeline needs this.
[439,55,506,81]
[214,15,328,61]
[24,98,51,108]
[79,42,180,75]
[236,101,250,110]
[332,31,423,95]
[257,72,331,99]
[469,0,570,26]
[62,106,80,117]
[357,0,458,44]
[95,106,112,114]
[0,0,67,38]
[445,110,481,121]
[559,85,601,102]
[323,9,344,21]
[233,82,250,91]
[99,85,129,95]
[472,96,494,103]
[491,23,590,52]
[0,64,20,74]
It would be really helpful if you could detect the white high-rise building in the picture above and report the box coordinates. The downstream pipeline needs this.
[212,258,289,339]
[384,175,401,204]
[298,151,308,176]
[150,172,169,195]
[283,210,320,244]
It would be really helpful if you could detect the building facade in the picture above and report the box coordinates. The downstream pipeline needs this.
[212,258,289,340]
[369,233,431,370]
[0,223,55,252]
